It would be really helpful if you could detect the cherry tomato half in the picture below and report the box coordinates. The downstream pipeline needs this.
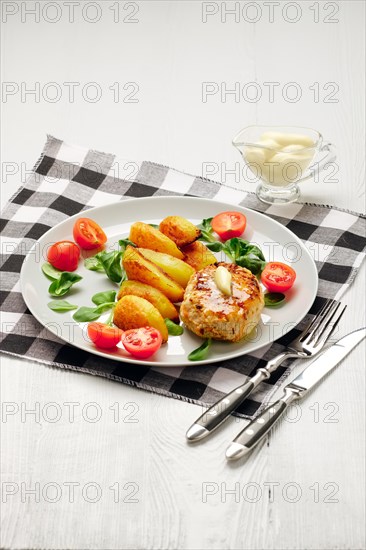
[47,241,80,272]
[261,262,296,293]
[87,322,123,349]
[73,218,107,250]
[211,211,247,241]
[121,327,162,359]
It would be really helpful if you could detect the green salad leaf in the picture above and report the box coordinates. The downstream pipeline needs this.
[73,302,116,322]
[47,300,78,312]
[188,338,212,361]
[73,306,103,322]
[118,239,136,252]
[222,239,266,275]
[197,218,217,243]
[48,272,82,297]
[73,288,117,322]
[165,319,184,336]
[92,290,117,306]
[42,263,63,281]
[94,250,124,283]
[43,262,83,297]
[264,292,286,307]
[204,241,224,252]
[84,256,105,272]
[197,216,267,276]
[197,217,267,276]
[85,238,134,283]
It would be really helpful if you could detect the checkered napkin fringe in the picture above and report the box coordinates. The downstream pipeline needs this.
[1,136,365,419]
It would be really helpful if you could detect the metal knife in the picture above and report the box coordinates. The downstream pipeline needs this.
[226,327,366,460]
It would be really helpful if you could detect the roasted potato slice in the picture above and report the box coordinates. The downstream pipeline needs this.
[129,222,184,259]
[113,295,168,343]
[117,280,179,322]
[159,216,201,248]
[138,248,195,288]
[181,241,217,271]
[123,246,184,302]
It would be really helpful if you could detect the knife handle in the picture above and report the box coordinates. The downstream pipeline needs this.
[226,386,301,460]
[186,351,297,442]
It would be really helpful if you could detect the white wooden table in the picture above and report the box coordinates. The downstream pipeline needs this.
[1,2,365,549]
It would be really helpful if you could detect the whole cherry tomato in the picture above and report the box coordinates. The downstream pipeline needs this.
[47,241,80,272]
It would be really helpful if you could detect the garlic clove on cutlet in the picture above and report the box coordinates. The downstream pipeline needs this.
[214,265,232,296]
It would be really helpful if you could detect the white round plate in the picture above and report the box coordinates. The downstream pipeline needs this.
[20,197,318,366]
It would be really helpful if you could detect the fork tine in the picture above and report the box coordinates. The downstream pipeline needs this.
[302,300,339,344]
[314,304,347,348]
[299,299,333,342]
[308,301,343,346]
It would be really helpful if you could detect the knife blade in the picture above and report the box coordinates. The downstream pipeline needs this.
[226,327,366,460]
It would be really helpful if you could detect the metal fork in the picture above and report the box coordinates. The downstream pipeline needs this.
[186,299,346,441]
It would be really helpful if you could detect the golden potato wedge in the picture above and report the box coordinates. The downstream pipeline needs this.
[129,222,184,259]
[123,246,184,302]
[159,216,201,248]
[181,241,217,271]
[113,295,168,343]
[117,280,179,322]
[138,248,195,288]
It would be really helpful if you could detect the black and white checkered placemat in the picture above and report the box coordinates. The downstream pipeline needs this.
[1,135,365,418]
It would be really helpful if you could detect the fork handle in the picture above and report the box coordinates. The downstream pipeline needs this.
[186,369,268,441]
[226,387,300,460]
[265,350,300,373]
[186,351,296,442]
